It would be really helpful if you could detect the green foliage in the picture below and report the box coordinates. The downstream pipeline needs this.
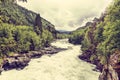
[41,29,54,47]
[97,21,120,57]
[69,28,85,44]
[34,14,42,35]
[14,26,42,52]
[0,0,56,58]
[94,22,105,43]
[81,27,94,52]
[0,23,43,56]
[56,33,71,39]
[105,0,120,22]
[80,0,120,65]
[0,0,56,34]
[0,24,16,56]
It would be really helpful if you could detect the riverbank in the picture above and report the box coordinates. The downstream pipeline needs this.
[0,39,100,80]
[0,46,66,74]
[78,50,120,80]
[78,53,103,72]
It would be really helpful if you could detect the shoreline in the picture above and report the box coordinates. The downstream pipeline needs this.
[78,54,103,72]
[0,46,67,74]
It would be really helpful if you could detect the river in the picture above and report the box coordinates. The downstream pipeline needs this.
[0,39,100,80]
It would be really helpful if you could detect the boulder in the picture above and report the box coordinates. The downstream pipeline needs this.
[29,51,42,58]
[2,57,30,70]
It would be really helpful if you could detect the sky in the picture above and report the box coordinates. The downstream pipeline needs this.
[18,0,112,31]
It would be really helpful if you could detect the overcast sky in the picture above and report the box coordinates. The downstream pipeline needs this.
[18,0,112,31]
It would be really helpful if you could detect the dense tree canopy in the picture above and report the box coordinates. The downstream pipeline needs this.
[0,23,54,57]
[0,0,55,58]
[76,0,120,65]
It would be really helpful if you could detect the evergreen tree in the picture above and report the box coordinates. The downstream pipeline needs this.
[34,14,43,35]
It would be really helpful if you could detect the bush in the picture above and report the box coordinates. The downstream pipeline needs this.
[0,23,43,56]
[69,28,85,44]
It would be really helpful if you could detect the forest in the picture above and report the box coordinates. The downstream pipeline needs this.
[0,0,56,64]
[69,0,120,79]
[0,0,120,80]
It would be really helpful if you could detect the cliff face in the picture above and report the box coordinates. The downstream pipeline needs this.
[99,51,120,80]
[75,0,120,80]
[99,64,119,80]
[79,18,120,80]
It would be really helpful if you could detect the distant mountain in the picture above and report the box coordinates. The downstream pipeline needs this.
[57,30,71,34]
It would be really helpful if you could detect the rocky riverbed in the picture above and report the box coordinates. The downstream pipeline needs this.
[0,46,66,72]
[0,39,100,80]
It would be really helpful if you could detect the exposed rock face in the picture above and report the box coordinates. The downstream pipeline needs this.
[79,54,103,72]
[99,51,120,80]
[99,65,119,80]
[2,57,30,70]
[0,46,66,73]
[110,51,120,80]
[79,50,120,80]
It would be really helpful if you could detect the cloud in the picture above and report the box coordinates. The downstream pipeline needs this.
[18,0,112,31]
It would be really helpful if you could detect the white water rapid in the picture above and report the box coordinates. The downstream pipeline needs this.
[0,39,100,80]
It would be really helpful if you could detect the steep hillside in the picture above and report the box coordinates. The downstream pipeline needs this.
[0,0,56,35]
[0,0,57,69]
[68,21,93,44]
[69,0,120,80]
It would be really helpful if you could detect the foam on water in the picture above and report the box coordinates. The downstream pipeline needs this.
[0,39,100,80]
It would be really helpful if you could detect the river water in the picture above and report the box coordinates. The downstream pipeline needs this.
[0,39,100,80]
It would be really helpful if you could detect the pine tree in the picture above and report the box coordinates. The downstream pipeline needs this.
[34,14,42,35]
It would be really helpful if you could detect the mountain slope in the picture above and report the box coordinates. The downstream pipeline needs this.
[69,0,120,80]
[0,0,56,35]
[0,0,56,67]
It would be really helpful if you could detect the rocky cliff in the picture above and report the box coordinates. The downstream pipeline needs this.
[75,0,120,79]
